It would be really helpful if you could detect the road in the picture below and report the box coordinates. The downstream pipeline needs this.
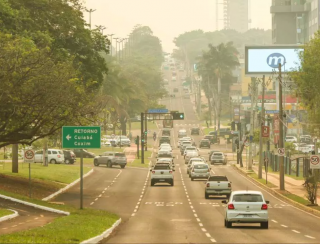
[55,68,320,243]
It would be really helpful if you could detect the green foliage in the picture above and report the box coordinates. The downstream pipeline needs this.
[285,142,296,154]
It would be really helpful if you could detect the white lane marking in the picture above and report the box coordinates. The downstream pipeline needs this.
[236,169,320,220]
[137,201,141,205]
[11,225,17,227]
[98,194,102,197]
[211,170,215,175]
[190,206,193,209]
[281,225,288,228]
[305,235,315,239]
[134,209,137,213]
[90,202,94,205]
[271,220,278,223]
[196,218,201,222]
[135,206,139,209]
[102,191,105,194]
[140,195,143,197]
[192,210,196,212]
[95,198,98,201]
[210,238,217,243]
[201,228,207,232]
[199,223,203,227]
[34,218,39,220]
[292,230,300,233]
[206,233,211,238]
[131,213,135,217]
[104,188,108,190]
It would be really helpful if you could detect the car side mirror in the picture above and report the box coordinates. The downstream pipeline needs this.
[266,200,270,204]
[221,200,227,204]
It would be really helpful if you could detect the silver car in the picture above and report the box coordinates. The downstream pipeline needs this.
[190,163,210,181]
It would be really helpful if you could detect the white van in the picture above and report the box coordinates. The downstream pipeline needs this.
[178,129,187,138]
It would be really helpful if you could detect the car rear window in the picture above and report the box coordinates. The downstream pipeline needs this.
[194,164,208,169]
[213,153,223,156]
[115,153,125,157]
[209,176,228,181]
[154,165,170,170]
[232,194,263,202]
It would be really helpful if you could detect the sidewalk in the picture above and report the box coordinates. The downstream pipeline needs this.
[233,161,320,204]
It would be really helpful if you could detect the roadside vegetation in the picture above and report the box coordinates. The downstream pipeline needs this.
[0,190,118,243]
[0,208,13,218]
[129,151,153,168]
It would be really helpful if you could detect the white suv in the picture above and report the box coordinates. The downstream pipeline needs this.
[34,149,65,164]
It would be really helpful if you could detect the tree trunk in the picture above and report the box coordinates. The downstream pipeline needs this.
[208,97,212,126]
[103,111,107,134]
[120,116,127,136]
[12,144,19,173]
[43,138,48,166]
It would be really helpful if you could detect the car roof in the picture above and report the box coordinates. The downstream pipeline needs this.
[201,139,210,141]
[231,190,263,195]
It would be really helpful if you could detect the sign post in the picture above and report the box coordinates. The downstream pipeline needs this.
[24,149,35,198]
[62,126,101,209]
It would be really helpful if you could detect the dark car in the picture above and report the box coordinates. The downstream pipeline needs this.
[162,129,171,136]
[159,136,171,146]
[63,150,76,164]
[199,139,210,149]
[191,127,200,135]
[209,128,232,137]
[204,135,218,144]
[73,149,95,158]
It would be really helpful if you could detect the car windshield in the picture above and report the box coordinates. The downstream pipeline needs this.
[213,153,223,157]
[232,194,263,202]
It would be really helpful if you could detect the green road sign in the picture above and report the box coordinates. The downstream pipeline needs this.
[62,126,101,149]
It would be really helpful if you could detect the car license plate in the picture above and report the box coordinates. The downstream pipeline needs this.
[243,214,253,217]
[159,179,165,181]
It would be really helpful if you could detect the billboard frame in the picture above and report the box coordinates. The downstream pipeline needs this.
[245,45,303,76]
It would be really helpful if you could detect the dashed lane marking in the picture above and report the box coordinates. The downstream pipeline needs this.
[292,230,300,233]
[210,238,217,243]
[196,218,200,222]
[201,228,207,232]
[95,198,98,201]
[199,223,203,227]
[11,225,17,227]
[281,225,288,228]
[206,233,211,238]
[305,235,315,239]
[90,202,94,205]
[272,220,278,223]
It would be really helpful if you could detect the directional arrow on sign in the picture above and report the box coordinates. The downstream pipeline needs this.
[66,134,71,141]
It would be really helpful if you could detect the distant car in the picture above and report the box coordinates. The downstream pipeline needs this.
[162,129,171,136]
[190,163,210,181]
[94,152,127,168]
[73,149,95,158]
[210,152,227,165]
[205,175,231,199]
[172,77,177,81]
[178,129,187,138]
[159,136,171,146]
[222,190,269,229]
[199,139,210,149]
[209,128,232,137]
[191,128,200,135]
[63,150,76,164]
[285,136,297,142]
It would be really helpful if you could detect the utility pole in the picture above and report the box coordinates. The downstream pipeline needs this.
[278,63,285,191]
[86,9,96,29]
[217,75,221,134]
[197,77,202,118]
[141,112,144,164]
[248,78,257,171]
[258,75,266,179]
[114,38,119,59]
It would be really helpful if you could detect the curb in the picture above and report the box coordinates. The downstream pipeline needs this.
[80,218,122,244]
[232,165,320,217]
[42,169,94,201]
[0,209,18,223]
[0,194,69,216]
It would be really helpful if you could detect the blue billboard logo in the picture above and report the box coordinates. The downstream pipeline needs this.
[266,53,286,68]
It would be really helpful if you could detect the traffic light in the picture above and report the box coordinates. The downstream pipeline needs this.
[172,113,185,120]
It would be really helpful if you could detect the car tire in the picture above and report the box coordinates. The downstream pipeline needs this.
[171,180,174,186]
[121,165,125,169]
[50,159,56,164]
[191,177,194,181]
[226,220,232,228]
[65,159,70,164]
[205,193,209,199]
[261,222,268,229]
[151,180,155,186]
[94,160,99,166]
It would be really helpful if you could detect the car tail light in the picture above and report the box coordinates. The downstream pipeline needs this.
[152,171,155,174]
[57,155,61,158]
[206,183,210,187]
[228,204,235,210]
[169,171,172,174]
[261,204,268,210]
[228,183,231,188]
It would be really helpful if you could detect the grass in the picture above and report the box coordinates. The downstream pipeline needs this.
[130,121,158,130]
[0,163,91,184]
[129,151,152,168]
[247,171,277,188]
[86,147,124,156]
[203,128,216,135]
[0,190,119,244]
[0,208,14,218]
[282,192,320,211]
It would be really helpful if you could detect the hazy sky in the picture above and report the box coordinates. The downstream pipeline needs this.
[83,0,272,52]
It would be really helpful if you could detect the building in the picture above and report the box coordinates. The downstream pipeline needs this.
[224,0,249,32]
[271,0,320,44]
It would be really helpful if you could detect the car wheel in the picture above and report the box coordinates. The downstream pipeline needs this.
[65,159,70,164]
[191,177,194,181]
[151,180,154,186]
[171,180,174,186]
[50,159,56,164]
[205,193,209,199]
[94,160,99,166]
[261,222,268,229]
[226,220,232,228]
[121,165,125,169]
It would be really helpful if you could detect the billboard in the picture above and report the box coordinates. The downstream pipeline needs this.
[245,46,304,75]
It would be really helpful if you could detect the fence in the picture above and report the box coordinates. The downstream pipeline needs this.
[263,151,310,178]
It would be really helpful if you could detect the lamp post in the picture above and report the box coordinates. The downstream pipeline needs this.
[113,38,119,60]
[86,9,96,29]
[107,34,114,56]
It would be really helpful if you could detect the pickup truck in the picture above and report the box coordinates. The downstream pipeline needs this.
[205,175,232,199]
[150,164,174,186]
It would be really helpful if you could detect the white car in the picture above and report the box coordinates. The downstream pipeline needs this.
[172,77,177,82]
[222,190,269,229]
[34,149,65,164]
[190,163,210,181]
[187,160,206,174]
[178,129,187,138]
[183,146,198,156]
[285,136,297,142]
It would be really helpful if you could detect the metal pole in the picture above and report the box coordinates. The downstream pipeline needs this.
[248,78,255,171]
[137,136,140,159]
[259,75,265,179]
[80,150,83,209]
[279,63,285,190]
[145,111,148,151]
[29,163,31,198]
[141,113,144,164]
[314,138,318,205]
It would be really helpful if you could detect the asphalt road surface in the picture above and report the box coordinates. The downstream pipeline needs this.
[56,68,320,243]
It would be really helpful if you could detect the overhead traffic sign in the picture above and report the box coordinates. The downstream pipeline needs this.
[24,149,35,163]
[278,148,285,156]
[62,126,101,149]
[310,155,320,169]
[148,109,169,113]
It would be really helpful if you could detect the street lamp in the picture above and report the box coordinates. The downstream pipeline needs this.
[113,37,119,59]
[107,34,114,56]
[86,8,96,29]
